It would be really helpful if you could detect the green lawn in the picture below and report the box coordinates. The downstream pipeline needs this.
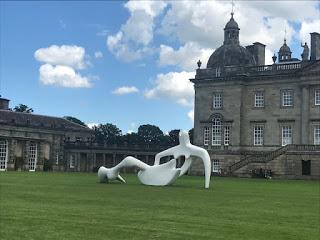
[0,172,319,240]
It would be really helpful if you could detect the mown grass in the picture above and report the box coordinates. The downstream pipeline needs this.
[0,172,319,240]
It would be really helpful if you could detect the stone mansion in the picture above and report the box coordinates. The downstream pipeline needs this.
[190,13,320,179]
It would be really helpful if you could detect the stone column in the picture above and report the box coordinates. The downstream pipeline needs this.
[7,139,16,170]
[301,85,309,144]
[25,141,30,170]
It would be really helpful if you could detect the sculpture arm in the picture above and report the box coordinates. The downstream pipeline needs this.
[190,147,211,189]
[154,147,178,165]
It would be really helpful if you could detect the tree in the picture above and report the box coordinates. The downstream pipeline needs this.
[137,124,164,145]
[168,129,180,145]
[93,123,122,144]
[122,132,142,145]
[13,104,33,113]
[63,116,86,126]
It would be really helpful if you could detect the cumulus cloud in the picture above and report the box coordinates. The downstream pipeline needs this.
[107,1,167,61]
[94,51,103,59]
[34,45,93,88]
[34,45,87,69]
[112,86,139,95]
[109,1,319,66]
[159,42,213,70]
[187,109,194,123]
[145,71,195,106]
[299,19,320,46]
[39,64,91,88]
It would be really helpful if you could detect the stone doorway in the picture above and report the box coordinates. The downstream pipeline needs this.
[301,160,311,175]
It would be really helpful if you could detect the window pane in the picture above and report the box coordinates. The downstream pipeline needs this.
[255,92,264,107]
[204,127,210,146]
[212,118,222,146]
[213,93,222,109]
[28,142,37,171]
[315,90,320,106]
[0,140,8,170]
[212,159,220,173]
[254,125,264,146]
[282,90,293,107]
[224,126,230,146]
[314,126,320,145]
[282,126,292,146]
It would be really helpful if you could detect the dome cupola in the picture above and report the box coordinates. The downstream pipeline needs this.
[207,13,256,68]
[224,13,240,45]
[278,39,292,62]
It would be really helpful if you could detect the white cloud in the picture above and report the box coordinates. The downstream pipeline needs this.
[96,29,109,37]
[112,86,139,95]
[94,51,103,59]
[125,1,167,18]
[87,123,99,129]
[35,45,94,88]
[159,42,213,70]
[187,109,194,123]
[145,71,194,106]
[106,1,166,62]
[299,19,320,46]
[39,64,91,88]
[34,45,87,69]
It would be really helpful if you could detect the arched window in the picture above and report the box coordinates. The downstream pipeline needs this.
[212,117,222,146]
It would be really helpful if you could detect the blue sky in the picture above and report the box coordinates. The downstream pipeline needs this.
[1,1,319,133]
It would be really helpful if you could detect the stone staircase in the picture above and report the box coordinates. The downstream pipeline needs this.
[228,144,320,174]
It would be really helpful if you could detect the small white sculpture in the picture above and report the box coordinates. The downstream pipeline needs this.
[98,130,211,188]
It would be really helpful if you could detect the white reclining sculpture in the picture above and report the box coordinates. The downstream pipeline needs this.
[98,131,211,188]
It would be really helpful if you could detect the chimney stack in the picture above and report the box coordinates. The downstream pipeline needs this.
[310,32,320,60]
[246,42,266,66]
[0,97,10,110]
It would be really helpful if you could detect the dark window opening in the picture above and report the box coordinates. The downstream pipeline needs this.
[302,160,311,175]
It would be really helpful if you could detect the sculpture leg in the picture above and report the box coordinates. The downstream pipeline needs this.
[98,156,150,183]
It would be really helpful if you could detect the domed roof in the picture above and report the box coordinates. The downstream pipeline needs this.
[224,14,239,30]
[207,44,256,68]
[279,40,291,53]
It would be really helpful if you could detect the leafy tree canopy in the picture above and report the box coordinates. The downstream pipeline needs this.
[137,124,164,145]
[13,104,33,113]
[93,123,122,144]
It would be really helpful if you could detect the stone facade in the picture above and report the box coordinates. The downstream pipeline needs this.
[190,14,320,179]
[0,101,170,172]
[0,105,93,171]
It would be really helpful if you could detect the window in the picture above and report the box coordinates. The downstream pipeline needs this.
[212,159,220,173]
[282,90,293,107]
[212,117,222,146]
[314,126,320,145]
[224,126,230,146]
[213,93,223,109]
[215,67,221,77]
[315,89,320,106]
[28,142,37,171]
[203,127,210,146]
[254,125,264,146]
[70,154,76,168]
[254,91,264,107]
[56,151,59,165]
[0,140,8,171]
[282,126,292,146]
